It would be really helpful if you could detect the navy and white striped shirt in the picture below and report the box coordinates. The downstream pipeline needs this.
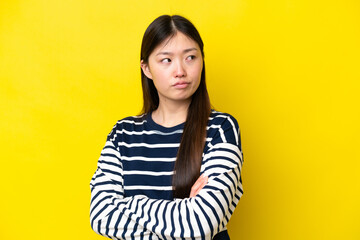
[90,110,243,239]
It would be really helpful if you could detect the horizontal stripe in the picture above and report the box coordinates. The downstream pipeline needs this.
[124,170,174,176]
[117,142,180,148]
[121,156,176,162]
[116,129,183,136]
[124,185,173,191]
[118,119,148,125]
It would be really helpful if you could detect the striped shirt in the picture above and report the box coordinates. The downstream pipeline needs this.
[90,110,243,240]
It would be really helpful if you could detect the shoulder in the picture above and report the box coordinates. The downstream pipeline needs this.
[206,110,241,147]
[107,113,148,141]
[208,110,239,130]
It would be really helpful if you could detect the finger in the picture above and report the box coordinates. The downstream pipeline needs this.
[190,175,208,197]
[190,175,204,197]
[191,178,207,197]
[197,176,208,192]
[191,175,205,190]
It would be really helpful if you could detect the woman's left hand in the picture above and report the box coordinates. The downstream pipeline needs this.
[189,174,208,198]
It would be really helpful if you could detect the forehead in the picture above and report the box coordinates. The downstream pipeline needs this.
[153,32,199,53]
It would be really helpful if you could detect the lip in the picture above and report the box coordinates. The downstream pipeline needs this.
[173,81,190,89]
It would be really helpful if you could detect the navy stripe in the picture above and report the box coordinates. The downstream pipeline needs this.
[140,198,151,222]
[122,199,136,239]
[103,144,118,151]
[105,210,114,237]
[199,195,220,231]
[160,201,170,239]
[215,177,234,201]
[90,189,122,206]
[130,198,142,238]
[153,199,163,235]
[143,200,157,230]
[178,202,185,238]
[101,168,123,178]
[98,159,122,169]
[224,171,236,194]
[101,153,121,161]
[208,191,226,219]
[113,207,121,238]
[185,199,195,240]
[92,202,111,229]
[192,202,205,237]
[91,181,122,192]
[125,189,172,200]
[202,156,239,168]
[90,195,112,216]
[194,198,214,237]
[170,203,176,240]
[97,219,102,236]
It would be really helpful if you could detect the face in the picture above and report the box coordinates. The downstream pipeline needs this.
[141,32,203,106]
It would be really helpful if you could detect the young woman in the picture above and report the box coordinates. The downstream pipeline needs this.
[90,15,243,240]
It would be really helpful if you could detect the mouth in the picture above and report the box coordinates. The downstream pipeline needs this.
[173,81,190,89]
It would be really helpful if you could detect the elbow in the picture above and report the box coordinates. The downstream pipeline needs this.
[202,224,214,239]
[90,215,99,235]
[90,209,103,236]
[90,218,106,237]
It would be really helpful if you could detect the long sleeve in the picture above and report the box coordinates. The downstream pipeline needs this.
[90,138,158,239]
[90,113,243,239]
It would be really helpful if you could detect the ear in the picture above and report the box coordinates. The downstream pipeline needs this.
[140,60,153,79]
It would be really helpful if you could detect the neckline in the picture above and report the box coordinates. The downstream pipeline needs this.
[146,111,185,132]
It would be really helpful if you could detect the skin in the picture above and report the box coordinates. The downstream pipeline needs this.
[140,32,208,197]
[189,174,208,197]
[141,31,203,127]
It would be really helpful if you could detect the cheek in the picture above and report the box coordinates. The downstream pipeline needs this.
[191,63,203,80]
[151,70,170,89]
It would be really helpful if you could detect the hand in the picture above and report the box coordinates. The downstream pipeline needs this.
[189,174,208,198]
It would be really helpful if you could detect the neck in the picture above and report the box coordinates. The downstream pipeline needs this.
[152,100,191,127]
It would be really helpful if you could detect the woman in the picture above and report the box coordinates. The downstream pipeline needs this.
[90,15,243,240]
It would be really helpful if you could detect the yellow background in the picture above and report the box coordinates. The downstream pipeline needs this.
[1,0,359,239]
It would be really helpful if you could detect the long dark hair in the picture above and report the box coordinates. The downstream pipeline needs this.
[140,15,211,199]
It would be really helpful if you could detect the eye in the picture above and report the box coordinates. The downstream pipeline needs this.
[186,55,196,61]
[161,58,171,63]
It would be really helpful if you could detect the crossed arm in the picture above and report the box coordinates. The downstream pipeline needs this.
[90,140,242,240]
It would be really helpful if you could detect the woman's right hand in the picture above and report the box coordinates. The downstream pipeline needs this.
[189,174,208,198]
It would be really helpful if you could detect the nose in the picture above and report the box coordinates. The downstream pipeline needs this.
[174,60,186,78]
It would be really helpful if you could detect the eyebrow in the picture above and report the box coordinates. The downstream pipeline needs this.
[155,48,198,56]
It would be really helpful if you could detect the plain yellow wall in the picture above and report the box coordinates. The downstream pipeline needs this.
[1,0,359,239]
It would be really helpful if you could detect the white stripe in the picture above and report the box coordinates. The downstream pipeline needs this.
[163,202,174,237]
[154,200,166,237]
[108,210,120,237]
[226,116,239,145]
[116,129,183,136]
[209,113,239,145]
[186,199,201,237]
[121,156,176,162]
[124,185,173,191]
[123,170,174,176]
[203,150,241,165]
[196,195,218,233]
[99,155,121,165]
[173,201,181,237]
[207,125,226,142]
[132,114,146,118]
[208,112,228,121]
[191,198,211,236]
[219,127,226,142]
[207,143,242,161]
[117,142,180,148]
[118,119,147,125]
